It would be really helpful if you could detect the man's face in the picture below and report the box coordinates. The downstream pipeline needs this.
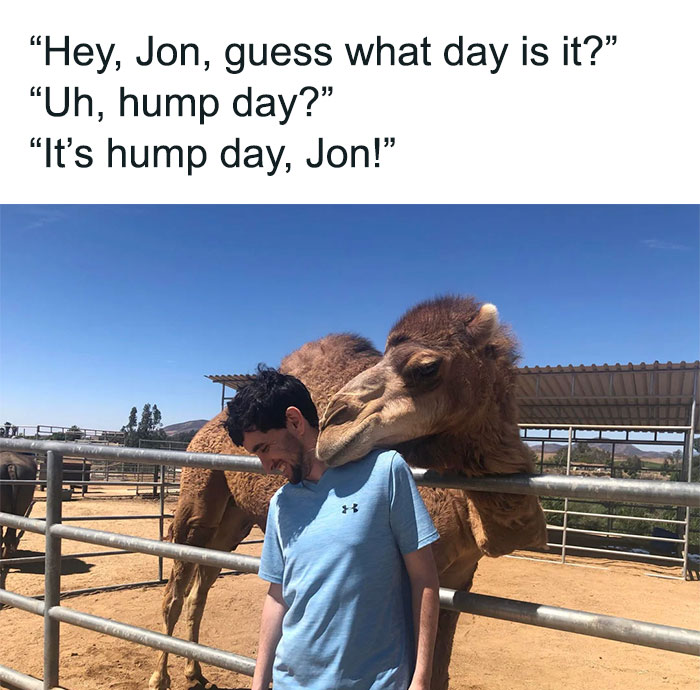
[242,426,307,484]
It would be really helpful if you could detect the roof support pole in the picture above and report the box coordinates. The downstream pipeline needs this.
[561,426,573,564]
[681,373,697,580]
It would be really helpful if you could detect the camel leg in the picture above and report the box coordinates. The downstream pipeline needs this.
[149,469,233,690]
[0,528,18,590]
[182,503,254,690]
[149,558,198,690]
[0,538,9,591]
[182,565,222,690]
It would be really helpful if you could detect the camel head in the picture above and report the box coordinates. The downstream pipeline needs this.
[317,296,520,469]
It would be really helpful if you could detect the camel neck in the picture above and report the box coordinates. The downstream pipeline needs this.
[398,425,529,476]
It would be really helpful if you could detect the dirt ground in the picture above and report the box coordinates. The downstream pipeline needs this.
[1,494,698,690]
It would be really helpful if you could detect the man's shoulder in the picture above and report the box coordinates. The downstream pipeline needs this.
[357,448,408,478]
[371,448,402,468]
[270,483,290,505]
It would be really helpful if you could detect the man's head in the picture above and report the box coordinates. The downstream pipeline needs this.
[225,366,320,484]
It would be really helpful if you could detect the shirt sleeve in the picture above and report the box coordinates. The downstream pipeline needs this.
[388,453,439,555]
[258,493,284,584]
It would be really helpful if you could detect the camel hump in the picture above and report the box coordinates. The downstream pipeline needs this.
[281,333,381,414]
[187,409,249,456]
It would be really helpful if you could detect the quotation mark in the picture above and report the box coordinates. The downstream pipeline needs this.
[30,36,42,46]
[374,137,396,167]
[300,86,335,117]
[30,86,42,96]
[30,138,73,147]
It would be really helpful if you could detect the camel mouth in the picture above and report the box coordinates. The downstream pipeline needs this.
[317,414,379,467]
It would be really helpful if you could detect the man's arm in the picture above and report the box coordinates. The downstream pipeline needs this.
[403,544,440,690]
[251,582,286,690]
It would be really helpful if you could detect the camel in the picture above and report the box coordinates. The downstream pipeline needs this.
[0,451,39,590]
[150,297,546,690]
[317,296,548,686]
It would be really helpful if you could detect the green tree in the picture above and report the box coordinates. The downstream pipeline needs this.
[126,407,137,432]
[121,406,139,447]
[153,405,162,429]
[48,425,82,441]
[152,405,166,440]
[138,404,153,437]
[65,425,83,441]
[551,446,569,467]
[122,403,166,447]
[622,455,642,478]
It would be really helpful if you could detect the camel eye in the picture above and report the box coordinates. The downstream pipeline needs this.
[403,356,443,386]
[417,360,441,377]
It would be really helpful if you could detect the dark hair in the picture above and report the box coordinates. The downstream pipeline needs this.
[225,365,319,446]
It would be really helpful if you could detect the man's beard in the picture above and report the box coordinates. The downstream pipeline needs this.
[289,461,303,484]
[289,445,310,484]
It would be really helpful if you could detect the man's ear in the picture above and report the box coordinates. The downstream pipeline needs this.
[285,406,305,437]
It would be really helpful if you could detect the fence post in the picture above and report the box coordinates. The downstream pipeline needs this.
[681,396,696,580]
[561,426,573,564]
[44,450,63,689]
[158,464,165,582]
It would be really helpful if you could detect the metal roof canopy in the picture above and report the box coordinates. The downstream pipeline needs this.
[518,361,699,429]
[208,361,700,430]
[207,374,256,390]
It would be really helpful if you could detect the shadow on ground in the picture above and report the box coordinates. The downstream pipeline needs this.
[4,549,95,576]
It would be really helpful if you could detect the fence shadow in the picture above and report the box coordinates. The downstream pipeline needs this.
[6,548,95,576]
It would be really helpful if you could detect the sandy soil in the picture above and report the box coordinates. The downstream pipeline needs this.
[1,496,698,690]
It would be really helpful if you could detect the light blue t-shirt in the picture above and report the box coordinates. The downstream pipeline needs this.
[258,449,439,690]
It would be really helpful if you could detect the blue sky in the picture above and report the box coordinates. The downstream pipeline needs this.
[0,205,698,431]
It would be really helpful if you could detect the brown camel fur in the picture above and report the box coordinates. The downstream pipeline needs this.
[150,298,546,690]
[0,451,38,590]
[318,295,548,685]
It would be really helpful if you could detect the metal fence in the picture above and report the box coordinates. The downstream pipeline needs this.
[1,438,699,690]
[1,425,125,444]
[520,423,697,578]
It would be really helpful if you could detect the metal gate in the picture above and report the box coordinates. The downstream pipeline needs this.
[1,438,699,690]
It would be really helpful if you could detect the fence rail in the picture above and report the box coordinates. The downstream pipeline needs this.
[3,437,697,505]
[3,514,699,658]
[1,437,699,690]
[519,419,697,577]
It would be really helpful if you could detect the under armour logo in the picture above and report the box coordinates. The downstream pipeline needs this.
[342,504,358,513]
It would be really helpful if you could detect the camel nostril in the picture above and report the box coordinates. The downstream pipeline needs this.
[321,402,355,430]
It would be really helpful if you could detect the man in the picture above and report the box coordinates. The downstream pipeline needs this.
[225,367,440,690]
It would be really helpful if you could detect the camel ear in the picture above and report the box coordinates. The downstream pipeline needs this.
[467,303,499,345]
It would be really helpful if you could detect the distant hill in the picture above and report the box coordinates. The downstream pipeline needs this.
[163,419,208,437]
[590,443,666,458]
[526,441,668,458]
